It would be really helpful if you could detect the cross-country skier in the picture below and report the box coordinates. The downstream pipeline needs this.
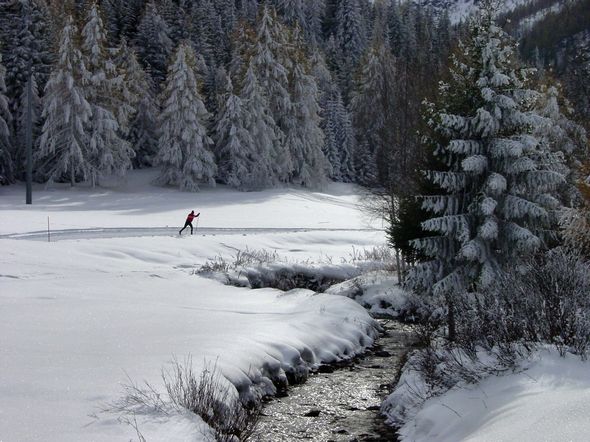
[179,210,199,235]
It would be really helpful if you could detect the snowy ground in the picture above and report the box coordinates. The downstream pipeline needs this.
[0,171,385,442]
[398,349,590,442]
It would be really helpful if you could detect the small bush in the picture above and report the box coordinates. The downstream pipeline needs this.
[450,247,590,358]
[108,357,260,441]
[163,357,260,441]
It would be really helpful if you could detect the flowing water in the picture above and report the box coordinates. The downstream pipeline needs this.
[251,320,415,441]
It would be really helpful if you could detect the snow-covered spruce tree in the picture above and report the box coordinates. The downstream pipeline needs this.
[116,39,159,168]
[350,16,396,187]
[408,4,566,339]
[39,16,93,186]
[157,0,189,45]
[1,0,53,178]
[335,0,367,99]
[0,52,13,184]
[285,34,328,187]
[275,0,306,29]
[81,2,134,185]
[135,1,173,86]
[328,89,356,182]
[304,0,326,45]
[214,70,266,190]
[534,85,588,206]
[250,6,292,181]
[155,42,216,191]
[236,63,279,189]
[102,0,146,44]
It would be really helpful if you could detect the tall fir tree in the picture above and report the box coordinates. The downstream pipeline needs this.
[135,1,173,86]
[39,16,93,185]
[350,15,396,187]
[81,2,134,185]
[0,0,53,179]
[237,63,280,188]
[408,4,566,338]
[214,69,269,190]
[335,0,367,100]
[285,31,328,187]
[116,38,159,168]
[155,43,216,191]
[250,6,293,181]
[0,52,12,184]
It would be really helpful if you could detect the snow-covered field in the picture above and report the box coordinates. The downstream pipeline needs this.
[0,171,385,442]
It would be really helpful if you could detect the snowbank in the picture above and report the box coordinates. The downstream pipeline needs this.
[387,348,590,442]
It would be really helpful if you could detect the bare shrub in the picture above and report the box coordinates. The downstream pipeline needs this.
[197,248,281,276]
[452,247,590,359]
[107,357,260,442]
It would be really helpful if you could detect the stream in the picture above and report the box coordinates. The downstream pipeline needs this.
[251,319,415,441]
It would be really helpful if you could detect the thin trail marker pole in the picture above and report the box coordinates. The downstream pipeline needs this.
[47,216,50,243]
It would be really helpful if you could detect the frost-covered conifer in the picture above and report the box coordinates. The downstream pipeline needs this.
[335,0,367,97]
[305,0,325,44]
[350,22,395,186]
[0,0,53,178]
[157,0,188,44]
[0,53,13,184]
[534,86,587,205]
[39,17,93,186]
[324,89,355,182]
[155,43,216,191]
[82,2,134,184]
[286,59,327,187]
[276,0,306,28]
[116,39,159,168]
[135,1,173,85]
[250,6,292,181]
[214,72,264,190]
[409,5,565,304]
[237,63,280,188]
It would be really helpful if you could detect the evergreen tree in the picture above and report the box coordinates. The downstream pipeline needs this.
[305,0,325,45]
[408,5,566,339]
[157,0,189,44]
[135,1,173,85]
[116,39,159,168]
[239,63,280,187]
[350,16,396,187]
[155,43,216,191]
[276,0,306,28]
[102,0,146,44]
[0,53,12,184]
[286,47,327,187]
[39,16,93,185]
[214,70,270,190]
[81,2,134,185]
[534,85,588,206]
[325,88,355,182]
[335,0,367,99]
[250,6,293,181]
[0,0,53,178]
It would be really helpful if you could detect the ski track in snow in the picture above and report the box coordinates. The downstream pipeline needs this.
[0,226,381,242]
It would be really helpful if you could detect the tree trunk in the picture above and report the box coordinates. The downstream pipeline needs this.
[447,294,456,342]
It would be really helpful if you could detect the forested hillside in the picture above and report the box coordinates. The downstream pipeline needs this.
[0,0,452,189]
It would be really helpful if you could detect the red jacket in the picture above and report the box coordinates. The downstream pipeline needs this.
[186,212,198,222]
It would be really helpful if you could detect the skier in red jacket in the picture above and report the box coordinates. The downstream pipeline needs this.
[179,210,199,235]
